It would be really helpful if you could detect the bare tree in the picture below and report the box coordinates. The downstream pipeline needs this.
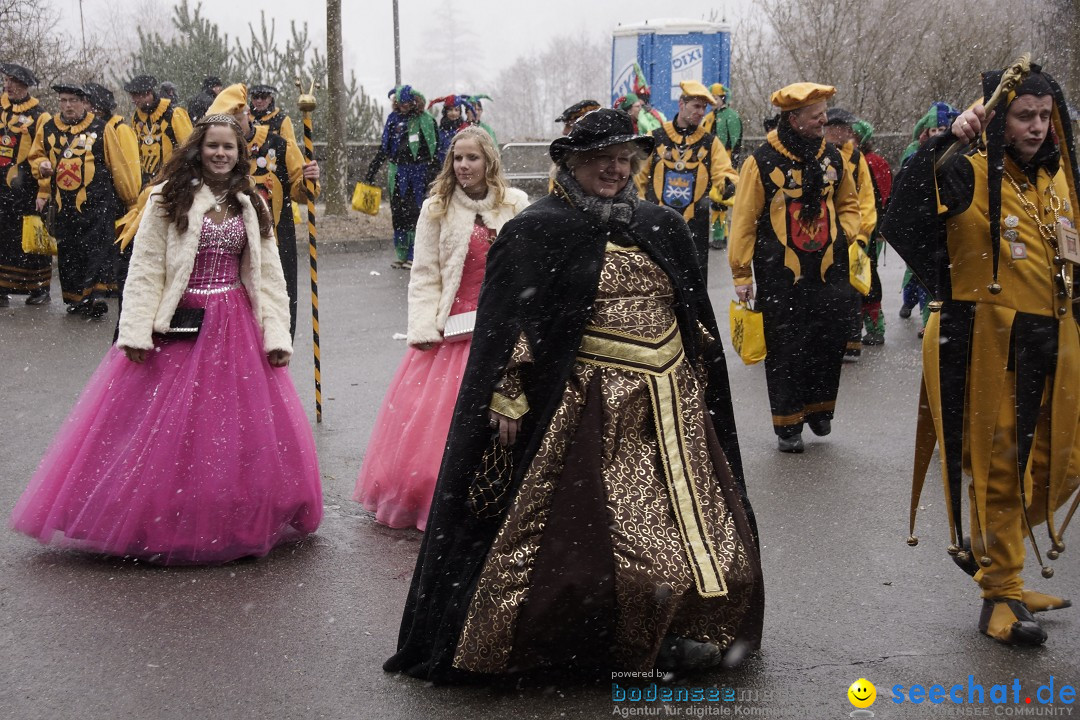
[408,0,486,96]
[732,0,1067,142]
[0,0,111,89]
[489,31,610,141]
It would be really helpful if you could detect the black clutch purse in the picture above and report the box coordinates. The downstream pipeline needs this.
[468,436,515,519]
[160,307,205,339]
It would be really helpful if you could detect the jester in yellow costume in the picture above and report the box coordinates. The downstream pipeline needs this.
[124,74,193,187]
[883,64,1080,645]
[0,63,51,305]
[29,83,140,314]
[728,83,861,453]
[638,80,737,283]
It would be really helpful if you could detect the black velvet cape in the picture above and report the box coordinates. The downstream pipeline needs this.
[382,192,750,683]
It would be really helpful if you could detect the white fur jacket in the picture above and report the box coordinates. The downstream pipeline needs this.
[407,185,529,345]
[117,184,293,355]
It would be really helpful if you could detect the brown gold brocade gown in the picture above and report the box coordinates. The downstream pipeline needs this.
[452,242,761,674]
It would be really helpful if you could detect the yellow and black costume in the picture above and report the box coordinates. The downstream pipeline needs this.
[728,84,861,442]
[0,71,51,298]
[836,137,878,358]
[640,119,737,280]
[130,95,192,186]
[248,122,317,338]
[882,66,1080,645]
[250,85,297,147]
[29,97,140,307]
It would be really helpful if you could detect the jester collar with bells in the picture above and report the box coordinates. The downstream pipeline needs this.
[51,115,98,212]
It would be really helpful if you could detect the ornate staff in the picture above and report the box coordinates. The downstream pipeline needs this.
[296,77,323,423]
[935,54,1031,170]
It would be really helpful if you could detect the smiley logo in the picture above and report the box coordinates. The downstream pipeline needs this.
[848,678,876,708]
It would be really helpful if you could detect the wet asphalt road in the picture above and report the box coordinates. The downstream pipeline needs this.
[1,243,1078,720]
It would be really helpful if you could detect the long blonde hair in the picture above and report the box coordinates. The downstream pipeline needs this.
[428,126,508,215]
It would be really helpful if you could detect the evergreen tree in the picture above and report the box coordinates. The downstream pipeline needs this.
[124,2,381,144]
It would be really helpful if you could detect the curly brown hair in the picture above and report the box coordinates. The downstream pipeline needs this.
[151,120,274,237]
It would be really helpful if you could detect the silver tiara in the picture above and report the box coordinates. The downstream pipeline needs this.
[196,113,241,128]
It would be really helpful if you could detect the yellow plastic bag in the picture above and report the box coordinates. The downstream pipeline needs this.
[292,201,302,223]
[21,215,57,256]
[729,300,766,365]
[352,182,381,216]
[849,241,871,296]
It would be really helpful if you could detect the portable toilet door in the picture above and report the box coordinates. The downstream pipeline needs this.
[612,18,732,122]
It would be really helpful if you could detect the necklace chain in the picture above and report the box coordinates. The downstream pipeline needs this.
[1003,170,1060,242]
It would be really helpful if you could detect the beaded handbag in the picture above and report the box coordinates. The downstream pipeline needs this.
[442,310,476,343]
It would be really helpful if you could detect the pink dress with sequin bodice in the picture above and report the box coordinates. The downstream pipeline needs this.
[11,212,323,564]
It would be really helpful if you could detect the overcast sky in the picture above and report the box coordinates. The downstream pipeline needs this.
[59,0,736,99]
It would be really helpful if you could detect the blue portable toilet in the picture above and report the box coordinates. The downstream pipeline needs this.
[612,18,732,121]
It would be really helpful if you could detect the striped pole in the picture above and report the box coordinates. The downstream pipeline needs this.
[296,79,322,423]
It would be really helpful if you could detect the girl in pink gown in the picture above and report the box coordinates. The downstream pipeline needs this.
[10,113,322,564]
[355,127,528,530]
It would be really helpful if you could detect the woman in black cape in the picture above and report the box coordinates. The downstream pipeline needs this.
[384,109,764,683]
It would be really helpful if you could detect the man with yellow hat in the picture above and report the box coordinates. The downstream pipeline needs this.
[638,79,737,282]
[206,84,319,338]
[701,82,743,250]
[882,63,1080,646]
[728,82,861,454]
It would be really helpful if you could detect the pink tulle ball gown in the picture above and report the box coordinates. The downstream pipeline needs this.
[9,214,323,564]
[354,223,493,531]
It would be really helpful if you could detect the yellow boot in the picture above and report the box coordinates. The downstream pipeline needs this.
[979,599,1047,646]
[1021,589,1072,613]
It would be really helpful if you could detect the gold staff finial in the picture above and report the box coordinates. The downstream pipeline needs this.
[295,76,320,112]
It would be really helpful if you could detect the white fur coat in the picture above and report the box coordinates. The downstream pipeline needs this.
[407,185,529,345]
[117,184,293,355]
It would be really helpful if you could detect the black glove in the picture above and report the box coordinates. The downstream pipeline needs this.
[721,179,736,200]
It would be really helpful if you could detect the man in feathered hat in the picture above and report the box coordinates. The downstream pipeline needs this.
[882,62,1080,646]
[28,82,140,316]
[464,94,495,145]
[363,84,438,269]
[428,95,473,165]
[124,73,193,187]
[728,82,862,453]
[0,63,51,306]
[638,80,737,282]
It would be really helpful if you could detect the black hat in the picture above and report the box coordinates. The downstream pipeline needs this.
[250,84,277,96]
[555,99,601,123]
[202,75,223,90]
[123,74,158,94]
[0,63,37,87]
[549,108,655,164]
[825,108,857,126]
[51,83,88,99]
[83,83,116,113]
